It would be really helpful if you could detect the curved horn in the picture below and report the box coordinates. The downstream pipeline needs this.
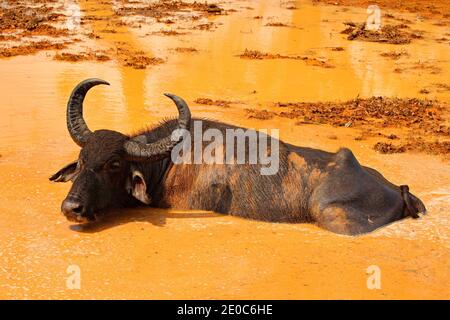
[124,93,191,162]
[67,78,110,147]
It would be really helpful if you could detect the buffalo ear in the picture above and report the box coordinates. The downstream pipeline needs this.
[128,169,151,204]
[49,160,79,182]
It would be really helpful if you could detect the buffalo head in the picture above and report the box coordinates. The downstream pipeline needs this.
[50,79,191,223]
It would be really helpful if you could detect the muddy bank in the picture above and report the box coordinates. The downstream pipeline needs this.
[114,0,226,19]
[0,0,234,64]
[313,0,450,21]
[114,0,232,34]
[0,1,64,33]
[0,0,78,57]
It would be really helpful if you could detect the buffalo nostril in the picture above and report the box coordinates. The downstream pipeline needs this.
[72,204,84,214]
[61,199,84,216]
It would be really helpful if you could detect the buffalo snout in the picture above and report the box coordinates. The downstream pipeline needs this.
[61,197,90,223]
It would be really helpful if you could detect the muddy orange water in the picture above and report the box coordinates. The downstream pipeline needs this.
[0,0,449,299]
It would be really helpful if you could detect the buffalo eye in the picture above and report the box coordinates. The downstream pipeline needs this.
[106,159,122,171]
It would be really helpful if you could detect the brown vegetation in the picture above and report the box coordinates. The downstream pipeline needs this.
[0,40,68,58]
[151,29,188,36]
[374,139,450,157]
[394,61,441,75]
[123,55,165,69]
[54,51,111,62]
[275,97,449,137]
[238,49,334,68]
[194,98,234,108]
[342,22,423,44]
[380,50,409,60]
[245,109,276,120]
[174,47,198,53]
[246,96,450,157]
[115,1,227,20]
[265,22,290,27]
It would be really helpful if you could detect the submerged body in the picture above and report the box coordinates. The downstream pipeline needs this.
[51,79,426,235]
[129,119,424,235]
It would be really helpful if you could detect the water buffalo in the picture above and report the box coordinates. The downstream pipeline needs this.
[50,78,426,235]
